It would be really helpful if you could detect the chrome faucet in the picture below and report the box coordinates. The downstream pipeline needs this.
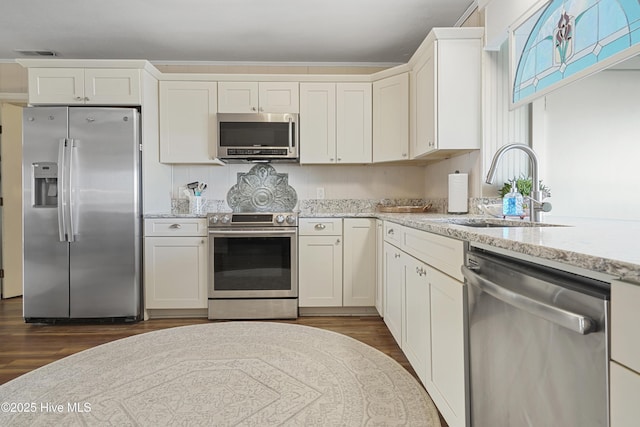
[485,143,551,222]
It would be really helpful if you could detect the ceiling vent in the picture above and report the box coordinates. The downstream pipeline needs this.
[14,49,57,57]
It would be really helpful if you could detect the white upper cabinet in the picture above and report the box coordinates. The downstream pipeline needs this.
[373,73,409,162]
[159,81,218,164]
[218,81,299,113]
[410,28,482,160]
[337,83,372,163]
[300,82,371,164]
[28,68,141,105]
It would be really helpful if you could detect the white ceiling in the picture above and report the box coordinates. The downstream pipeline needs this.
[1,0,476,65]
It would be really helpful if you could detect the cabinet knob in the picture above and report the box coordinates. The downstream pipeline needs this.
[251,107,257,111]
[84,97,90,101]
[314,223,326,230]
[74,96,83,101]
[169,224,182,229]
[337,158,342,162]
[336,239,341,245]
[402,153,407,157]
[329,158,334,162]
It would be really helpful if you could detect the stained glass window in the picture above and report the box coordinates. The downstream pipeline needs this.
[511,0,640,106]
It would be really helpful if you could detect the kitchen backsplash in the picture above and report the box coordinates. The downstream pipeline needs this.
[170,197,499,216]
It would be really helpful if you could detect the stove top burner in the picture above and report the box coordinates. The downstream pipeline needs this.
[207,212,298,227]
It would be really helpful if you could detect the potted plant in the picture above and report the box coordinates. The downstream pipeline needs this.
[499,176,551,199]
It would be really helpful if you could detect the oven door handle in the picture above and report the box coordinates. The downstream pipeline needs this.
[462,265,596,335]
[209,229,297,237]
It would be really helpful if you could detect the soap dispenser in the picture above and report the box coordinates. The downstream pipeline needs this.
[502,180,524,217]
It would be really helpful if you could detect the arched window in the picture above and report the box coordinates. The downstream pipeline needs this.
[512,0,640,105]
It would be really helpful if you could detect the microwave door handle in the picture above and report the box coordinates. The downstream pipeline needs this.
[288,115,293,153]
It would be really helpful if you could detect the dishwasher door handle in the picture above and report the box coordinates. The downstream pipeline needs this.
[461,265,596,335]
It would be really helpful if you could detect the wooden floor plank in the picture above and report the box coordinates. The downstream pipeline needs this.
[0,296,447,426]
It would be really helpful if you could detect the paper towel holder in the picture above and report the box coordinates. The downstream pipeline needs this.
[448,170,468,214]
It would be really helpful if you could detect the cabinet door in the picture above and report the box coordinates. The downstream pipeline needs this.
[373,73,409,162]
[28,68,85,104]
[337,83,372,163]
[411,43,436,157]
[375,220,384,316]
[259,82,299,113]
[144,236,208,309]
[159,81,218,163]
[84,69,141,105]
[343,218,376,306]
[298,235,343,307]
[610,361,640,427]
[383,242,403,345]
[300,83,336,164]
[218,81,259,113]
[402,255,431,385]
[428,266,467,427]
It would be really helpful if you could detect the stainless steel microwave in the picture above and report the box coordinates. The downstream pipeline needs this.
[217,113,299,162]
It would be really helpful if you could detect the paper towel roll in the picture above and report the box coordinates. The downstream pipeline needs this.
[448,172,468,214]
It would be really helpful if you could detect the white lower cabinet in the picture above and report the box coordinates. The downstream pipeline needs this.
[610,279,640,427]
[383,220,468,427]
[402,255,431,384]
[299,218,375,308]
[144,219,208,310]
[383,241,404,344]
[375,219,384,316]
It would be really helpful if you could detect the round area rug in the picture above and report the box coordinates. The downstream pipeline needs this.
[0,322,441,426]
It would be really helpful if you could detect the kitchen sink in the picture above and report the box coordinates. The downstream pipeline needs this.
[433,218,566,228]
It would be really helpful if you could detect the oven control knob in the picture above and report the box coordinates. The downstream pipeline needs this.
[209,216,219,225]
[275,214,285,224]
[221,215,231,224]
[286,215,296,225]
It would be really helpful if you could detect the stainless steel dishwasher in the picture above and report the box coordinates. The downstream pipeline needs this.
[462,246,610,427]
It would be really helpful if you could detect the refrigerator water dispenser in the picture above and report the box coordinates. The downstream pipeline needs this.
[32,162,58,207]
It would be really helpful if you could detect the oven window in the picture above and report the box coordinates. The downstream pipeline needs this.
[219,122,295,147]
[214,236,292,291]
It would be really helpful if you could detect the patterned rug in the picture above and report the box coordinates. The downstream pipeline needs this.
[0,322,441,426]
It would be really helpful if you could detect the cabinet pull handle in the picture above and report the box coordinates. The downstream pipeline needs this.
[74,96,83,101]
[387,229,395,235]
[394,253,401,259]
[314,223,326,230]
[169,224,182,229]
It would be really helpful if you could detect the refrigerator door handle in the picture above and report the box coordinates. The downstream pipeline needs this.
[68,139,76,242]
[57,138,68,242]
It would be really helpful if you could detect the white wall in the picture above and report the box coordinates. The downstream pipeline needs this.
[171,163,427,203]
[541,69,640,220]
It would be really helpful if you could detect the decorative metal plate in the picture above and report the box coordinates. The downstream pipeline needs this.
[227,164,297,212]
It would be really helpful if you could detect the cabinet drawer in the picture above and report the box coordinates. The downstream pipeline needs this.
[144,218,208,237]
[299,218,342,236]
[403,227,464,281]
[383,221,404,246]
[611,280,640,373]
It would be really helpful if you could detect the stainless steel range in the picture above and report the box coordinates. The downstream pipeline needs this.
[207,212,298,319]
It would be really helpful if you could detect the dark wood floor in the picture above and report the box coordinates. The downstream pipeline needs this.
[0,296,447,426]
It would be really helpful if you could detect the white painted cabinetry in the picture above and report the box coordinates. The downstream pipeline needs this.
[299,218,376,308]
[299,82,371,164]
[218,81,299,113]
[144,218,208,311]
[299,219,343,307]
[373,73,409,162]
[375,219,384,316]
[28,68,142,105]
[343,218,376,306]
[159,81,219,163]
[382,220,468,427]
[409,28,482,160]
[402,254,431,384]
[383,241,404,344]
[610,279,640,427]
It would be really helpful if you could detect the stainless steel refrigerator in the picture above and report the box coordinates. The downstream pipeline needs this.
[22,106,142,322]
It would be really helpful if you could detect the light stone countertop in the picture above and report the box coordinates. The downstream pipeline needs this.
[303,212,640,284]
[146,212,640,284]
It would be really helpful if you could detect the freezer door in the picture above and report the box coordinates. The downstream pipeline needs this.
[22,107,70,318]
[68,108,141,318]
